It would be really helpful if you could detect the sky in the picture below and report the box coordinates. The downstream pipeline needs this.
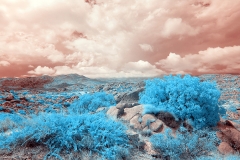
[0,0,240,78]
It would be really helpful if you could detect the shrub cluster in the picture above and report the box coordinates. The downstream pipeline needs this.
[0,92,129,160]
[69,92,116,114]
[0,112,130,160]
[150,126,220,160]
[139,74,221,129]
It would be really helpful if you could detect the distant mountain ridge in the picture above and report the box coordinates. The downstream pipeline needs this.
[0,74,105,91]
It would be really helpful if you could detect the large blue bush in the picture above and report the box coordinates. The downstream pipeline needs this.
[139,74,221,129]
[69,92,116,114]
[0,112,131,160]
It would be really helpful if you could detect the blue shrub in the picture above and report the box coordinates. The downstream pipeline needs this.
[0,113,25,135]
[18,110,26,115]
[139,74,221,129]
[225,154,240,160]
[69,92,116,114]
[0,112,130,160]
[44,107,57,113]
[53,104,62,109]
[150,127,219,160]
[228,105,237,113]
[38,100,45,105]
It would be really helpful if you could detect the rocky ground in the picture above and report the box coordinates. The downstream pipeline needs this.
[0,74,239,160]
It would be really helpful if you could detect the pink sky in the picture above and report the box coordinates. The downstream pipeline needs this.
[0,0,240,78]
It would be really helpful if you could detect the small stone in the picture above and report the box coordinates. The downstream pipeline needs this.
[96,107,107,113]
[5,94,14,101]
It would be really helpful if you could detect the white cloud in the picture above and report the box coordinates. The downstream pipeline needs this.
[139,44,153,52]
[0,61,10,66]
[1,0,240,77]
[28,65,34,68]
[157,45,240,74]
[50,60,165,78]
[28,66,56,75]
[161,18,199,37]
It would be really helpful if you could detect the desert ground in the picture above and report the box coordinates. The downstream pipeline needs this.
[0,74,239,160]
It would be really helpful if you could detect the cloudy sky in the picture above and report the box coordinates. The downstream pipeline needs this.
[0,0,239,78]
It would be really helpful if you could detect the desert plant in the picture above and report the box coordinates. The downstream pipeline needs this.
[139,74,222,129]
[0,112,131,160]
[150,126,219,160]
[69,92,116,114]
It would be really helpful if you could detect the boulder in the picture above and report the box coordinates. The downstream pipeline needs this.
[218,142,235,155]
[129,114,142,130]
[217,120,240,152]
[116,103,132,110]
[118,88,144,103]
[141,114,156,128]
[156,111,181,129]
[150,119,164,132]
[121,105,143,121]
[106,106,119,119]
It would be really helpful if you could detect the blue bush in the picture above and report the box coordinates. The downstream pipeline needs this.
[150,127,219,160]
[18,110,26,115]
[69,92,116,114]
[0,112,130,160]
[228,105,237,113]
[0,113,25,134]
[139,74,221,129]
[225,154,240,160]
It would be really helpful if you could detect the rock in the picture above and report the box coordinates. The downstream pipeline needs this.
[119,88,144,103]
[127,130,145,150]
[156,111,181,129]
[114,93,127,103]
[218,142,235,155]
[121,105,143,121]
[129,114,142,130]
[116,102,138,110]
[3,101,12,107]
[141,114,156,128]
[150,119,163,132]
[10,100,21,103]
[20,97,28,101]
[5,94,14,101]
[126,129,139,139]
[141,128,152,137]
[217,121,240,152]
[117,108,125,118]
[95,107,107,113]
[131,102,139,107]
[227,120,240,130]
[116,103,127,110]
[144,141,161,157]
[106,106,119,119]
